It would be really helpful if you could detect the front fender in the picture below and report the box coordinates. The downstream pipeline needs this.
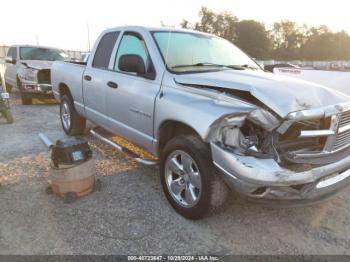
[154,78,257,143]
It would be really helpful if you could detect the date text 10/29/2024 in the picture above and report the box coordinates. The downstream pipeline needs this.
[127,255,220,261]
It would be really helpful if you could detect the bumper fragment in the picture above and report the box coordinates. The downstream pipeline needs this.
[211,143,350,204]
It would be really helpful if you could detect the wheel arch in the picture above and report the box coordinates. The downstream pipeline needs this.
[58,83,72,99]
[157,120,204,155]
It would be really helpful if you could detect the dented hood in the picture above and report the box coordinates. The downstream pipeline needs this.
[21,60,53,70]
[174,69,350,118]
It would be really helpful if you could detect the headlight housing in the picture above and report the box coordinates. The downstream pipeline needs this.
[247,109,280,131]
[208,109,280,157]
[20,68,38,82]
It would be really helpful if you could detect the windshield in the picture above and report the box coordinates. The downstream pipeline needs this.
[20,47,68,61]
[152,31,260,73]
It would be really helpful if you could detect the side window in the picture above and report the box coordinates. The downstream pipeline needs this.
[92,31,120,69]
[114,33,149,72]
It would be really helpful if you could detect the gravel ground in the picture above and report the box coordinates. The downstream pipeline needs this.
[0,90,350,255]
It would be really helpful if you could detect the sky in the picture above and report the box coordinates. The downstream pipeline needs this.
[0,0,349,51]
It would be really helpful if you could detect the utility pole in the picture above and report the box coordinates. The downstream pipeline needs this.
[87,21,91,51]
[35,35,39,45]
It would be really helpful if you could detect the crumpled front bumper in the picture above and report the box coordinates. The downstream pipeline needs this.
[20,80,52,94]
[211,143,350,206]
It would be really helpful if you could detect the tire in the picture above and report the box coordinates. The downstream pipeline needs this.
[60,94,86,135]
[5,83,12,93]
[5,109,14,124]
[21,94,32,105]
[160,135,228,220]
[17,78,32,105]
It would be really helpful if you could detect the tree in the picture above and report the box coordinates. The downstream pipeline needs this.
[234,20,272,59]
[180,7,350,61]
[301,27,350,60]
[193,7,238,42]
[180,19,191,29]
[271,20,305,60]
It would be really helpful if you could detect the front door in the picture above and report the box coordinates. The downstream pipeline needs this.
[104,31,161,150]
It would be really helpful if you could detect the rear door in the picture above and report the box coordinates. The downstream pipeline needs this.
[4,47,18,86]
[82,31,120,126]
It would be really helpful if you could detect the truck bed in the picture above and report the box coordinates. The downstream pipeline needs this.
[51,61,86,115]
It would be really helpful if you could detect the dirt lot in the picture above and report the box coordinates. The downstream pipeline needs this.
[0,90,350,255]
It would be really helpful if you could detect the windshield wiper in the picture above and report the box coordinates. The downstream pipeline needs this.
[229,64,259,70]
[171,63,226,69]
[171,63,258,71]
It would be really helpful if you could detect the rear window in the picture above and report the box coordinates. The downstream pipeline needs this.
[92,31,120,69]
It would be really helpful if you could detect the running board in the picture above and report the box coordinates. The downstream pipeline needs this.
[90,128,158,166]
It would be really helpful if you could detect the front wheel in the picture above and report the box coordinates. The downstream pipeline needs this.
[160,135,228,220]
[21,94,32,105]
[60,94,86,135]
[5,109,14,124]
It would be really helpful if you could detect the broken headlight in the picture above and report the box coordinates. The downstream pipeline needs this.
[20,68,38,82]
[212,109,280,157]
[247,108,280,131]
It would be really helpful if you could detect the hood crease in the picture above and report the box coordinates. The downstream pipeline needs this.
[174,70,350,118]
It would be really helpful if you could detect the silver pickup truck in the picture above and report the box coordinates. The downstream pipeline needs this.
[1,45,68,104]
[52,26,350,219]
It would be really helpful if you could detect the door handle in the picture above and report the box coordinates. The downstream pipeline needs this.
[107,81,118,89]
[84,75,92,81]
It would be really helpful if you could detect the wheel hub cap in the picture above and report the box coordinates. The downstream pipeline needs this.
[164,150,202,208]
[61,101,71,130]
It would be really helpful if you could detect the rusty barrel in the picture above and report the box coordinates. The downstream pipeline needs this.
[49,159,96,197]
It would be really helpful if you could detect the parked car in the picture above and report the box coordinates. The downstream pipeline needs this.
[52,26,350,219]
[264,63,300,73]
[1,45,68,104]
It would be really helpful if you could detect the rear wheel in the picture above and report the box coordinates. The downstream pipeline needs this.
[60,94,86,135]
[160,135,228,219]
[17,79,32,105]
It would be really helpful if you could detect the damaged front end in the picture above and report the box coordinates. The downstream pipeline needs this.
[208,103,350,205]
[18,63,52,94]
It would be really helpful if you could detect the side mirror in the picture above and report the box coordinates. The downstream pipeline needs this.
[118,54,155,80]
[5,56,15,64]
[119,54,145,74]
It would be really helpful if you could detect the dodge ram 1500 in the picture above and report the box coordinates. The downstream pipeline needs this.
[52,26,350,219]
[1,45,68,104]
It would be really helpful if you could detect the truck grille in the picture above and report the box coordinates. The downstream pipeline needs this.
[37,69,51,84]
[333,111,350,151]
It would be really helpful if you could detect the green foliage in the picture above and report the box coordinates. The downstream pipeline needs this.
[182,7,350,60]
[235,20,272,59]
